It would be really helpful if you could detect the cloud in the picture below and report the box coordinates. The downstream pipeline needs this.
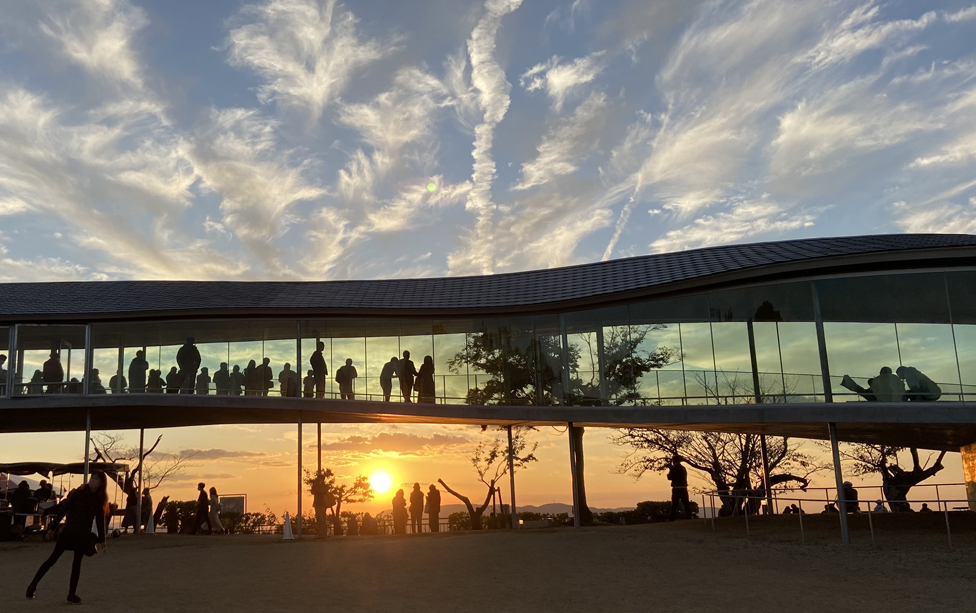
[513,92,607,191]
[314,432,471,457]
[182,448,272,461]
[520,51,606,110]
[894,199,976,235]
[224,0,394,119]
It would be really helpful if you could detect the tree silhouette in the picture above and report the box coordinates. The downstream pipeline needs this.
[303,468,374,535]
[833,444,946,512]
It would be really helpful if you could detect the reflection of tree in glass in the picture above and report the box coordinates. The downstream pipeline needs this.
[832,444,945,512]
[611,430,824,516]
[694,369,800,404]
[438,428,537,530]
[448,326,572,406]
[570,325,677,405]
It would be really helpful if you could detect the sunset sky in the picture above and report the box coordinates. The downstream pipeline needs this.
[2,0,975,513]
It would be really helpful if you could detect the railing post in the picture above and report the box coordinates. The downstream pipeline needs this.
[943,501,953,550]
[828,423,851,544]
[709,494,716,532]
[867,508,875,548]
[798,500,805,544]
[743,495,750,540]
[567,422,581,529]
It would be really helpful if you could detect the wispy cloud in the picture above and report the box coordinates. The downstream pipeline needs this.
[520,51,606,110]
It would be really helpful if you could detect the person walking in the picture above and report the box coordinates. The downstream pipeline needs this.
[667,455,692,520]
[426,484,441,533]
[409,482,424,534]
[417,355,435,404]
[27,470,109,604]
[193,482,211,534]
[380,357,398,402]
[398,351,418,402]
[310,341,328,398]
[392,489,408,535]
[208,487,224,534]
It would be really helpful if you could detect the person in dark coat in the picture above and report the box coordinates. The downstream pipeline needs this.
[213,362,231,395]
[27,470,109,604]
[310,341,328,398]
[176,337,201,394]
[259,357,274,396]
[336,358,358,400]
[128,350,149,393]
[417,355,435,404]
[392,489,408,535]
[42,350,64,393]
[398,350,418,403]
[426,484,441,533]
[245,359,260,396]
[667,455,692,520]
[193,482,211,534]
[11,480,35,525]
[147,369,163,394]
[165,366,180,393]
[380,357,399,402]
[229,364,245,396]
[409,482,424,534]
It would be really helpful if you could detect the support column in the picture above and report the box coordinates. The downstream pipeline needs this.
[317,422,322,473]
[828,423,850,544]
[568,422,581,529]
[507,425,517,530]
[962,443,976,512]
[297,414,303,538]
[83,409,91,481]
[759,435,773,515]
[746,319,774,515]
[136,429,144,534]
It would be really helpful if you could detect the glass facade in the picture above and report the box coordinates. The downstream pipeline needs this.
[2,270,974,405]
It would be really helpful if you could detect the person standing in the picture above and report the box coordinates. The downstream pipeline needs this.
[244,360,260,396]
[0,354,7,396]
[26,470,109,605]
[310,470,333,538]
[336,358,358,400]
[667,455,692,520]
[213,363,231,395]
[128,350,149,393]
[208,487,224,534]
[42,350,64,393]
[278,363,298,397]
[426,484,441,533]
[398,351,418,402]
[108,369,127,393]
[392,489,408,535]
[417,356,435,404]
[380,357,399,402]
[147,369,163,393]
[310,341,328,398]
[141,488,153,531]
[177,337,201,394]
[196,367,211,395]
[165,367,180,394]
[409,482,424,534]
[193,482,211,534]
[230,364,245,396]
[259,358,274,396]
[303,370,315,398]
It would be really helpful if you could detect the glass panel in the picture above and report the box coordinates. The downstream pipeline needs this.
[955,325,976,401]
[447,319,502,405]
[946,271,976,325]
[563,307,627,405]
[399,320,432,403]
[300,320,334,399]
[709,282,815,322]
[367,319,401,403]
[1,327,9,397]
[14,324,87,395]
[777,322,823,402]
[816,273,950,324]
[433,322,467,405]
[824,322,901,402]
[533,315,565,406]
[895,323,961,401]
[678,323,714,404]
[329,320,365,401]
[709,322,752,404]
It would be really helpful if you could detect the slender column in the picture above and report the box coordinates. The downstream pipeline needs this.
[116,345,124,393]
[759,434,773,515]
[568,422,581,529]
[810,283,833,402]
[83,409,91,481]
[83,325,93,396]
[595,326,609,404]
[746,319,774,515]
[6,325,17,398]
[828,423,850,544]
[297,414,303,538]
[317,422,322,472]
[559,316,571,405]
[136,429,144,534]
[507,425,517,530]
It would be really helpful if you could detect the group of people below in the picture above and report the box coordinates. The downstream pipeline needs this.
[13,341,438,403]
[308,473,442,537]
[840,365,942,402]
[191,482,226,535]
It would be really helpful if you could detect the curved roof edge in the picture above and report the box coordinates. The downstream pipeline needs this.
[2,233,976,321]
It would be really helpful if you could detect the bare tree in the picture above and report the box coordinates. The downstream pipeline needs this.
[833,443,946,512]
[89,432,197,493]
[303,468,373,534]
[438,428,537,530]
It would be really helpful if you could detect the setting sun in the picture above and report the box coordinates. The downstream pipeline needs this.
[370,471,393,494]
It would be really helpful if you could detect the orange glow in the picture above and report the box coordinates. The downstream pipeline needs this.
[370,471,392,494]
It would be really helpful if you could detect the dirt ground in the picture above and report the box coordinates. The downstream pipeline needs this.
[2,514,975,612]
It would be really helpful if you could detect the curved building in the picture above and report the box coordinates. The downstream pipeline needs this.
[2,233,976,454]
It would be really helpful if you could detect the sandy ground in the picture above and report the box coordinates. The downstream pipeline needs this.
[2,514,975,612]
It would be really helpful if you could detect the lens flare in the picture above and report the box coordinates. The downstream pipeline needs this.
[426,182,437,192]
[370,471,392,494]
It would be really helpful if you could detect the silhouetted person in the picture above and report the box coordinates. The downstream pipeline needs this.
[230,364,245,396]
[896,366,942,401]
[346,513,359,536]
[244,359,260,396]
[208,487,224,534]
[872,367,905,402]
[427,484,441,533]
[840,375,878,401]
[393,489,408,534]
[919,503,932,512]
[86,369,105,394]
[109,369,127,393]
[165,367,180,393]
[417,355,435,404]
[310,470,333,538]
[782,505,793,514]
[259,357,274,396]
[27,470,109,605]
[11,480,34,525]
[0,354,7,395]
[361,512,378,536]
[336,358,358,400]
[378,357,398,402]
[409,483,424,533]
[822,503,839,513]
[147,369,163,393]
[303,370,315,398]
[196,367,211,395]
[840,481,859,513]
[29,369,44,394]
[66,378,81,394]
[311,341,328,398]
[35,480,54,503]
[667,455,692,520]
[398,350,418,402]
[873,500,888,513]
[43,350,64,393]
[213,363,230,395]
[177,337,201,394]
[193,482,211,534]
[279,363,299,397]
[128,350,149,393]
[141,488,152,530]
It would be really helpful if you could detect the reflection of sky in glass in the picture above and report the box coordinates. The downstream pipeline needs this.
[777,323,822,399]
[954,325,976,400]
[895,324,960,395]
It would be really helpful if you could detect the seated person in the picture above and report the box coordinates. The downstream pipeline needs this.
[872,500,888,513]
[919,503,933,513]
[896,366,942,401]
[839,481,859,512]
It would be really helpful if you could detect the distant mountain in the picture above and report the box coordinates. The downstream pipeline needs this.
[437,502,634,516]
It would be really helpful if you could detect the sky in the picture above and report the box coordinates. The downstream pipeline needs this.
[1,0,974,514]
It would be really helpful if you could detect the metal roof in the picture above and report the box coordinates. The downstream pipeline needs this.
[2,233,975,320]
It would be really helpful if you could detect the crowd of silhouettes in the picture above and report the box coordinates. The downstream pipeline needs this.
[840,365,942,402]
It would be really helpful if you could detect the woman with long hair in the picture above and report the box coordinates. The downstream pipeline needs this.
[417,355,435,404]
[392,489,408,535]
[27,470,109,604]
[208,486,224,534]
